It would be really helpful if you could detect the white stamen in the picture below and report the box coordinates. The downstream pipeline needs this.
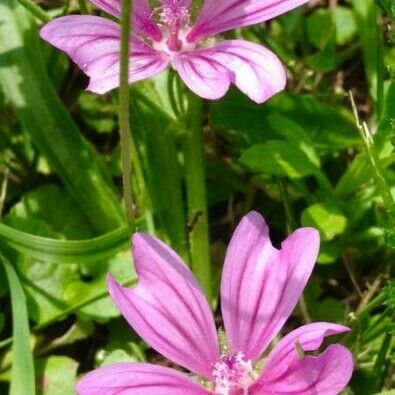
[212,352,253,395]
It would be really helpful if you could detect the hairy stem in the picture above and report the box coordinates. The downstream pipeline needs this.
[119,0,135,231]
[184,92,211,301]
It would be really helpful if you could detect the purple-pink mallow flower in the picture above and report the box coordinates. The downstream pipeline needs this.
[40,0,310,103]
[77,211,353,395]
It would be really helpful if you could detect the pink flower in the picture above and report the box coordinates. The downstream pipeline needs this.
[76,211,353,395]
[40,0,310,103]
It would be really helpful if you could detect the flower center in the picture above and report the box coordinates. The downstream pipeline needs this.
[212,352,253,395]
[157,3,190,52]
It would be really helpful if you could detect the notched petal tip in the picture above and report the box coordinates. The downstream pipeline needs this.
[282,226,321,257]
[256,323,354,395]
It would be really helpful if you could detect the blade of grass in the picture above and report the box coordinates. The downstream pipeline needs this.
[0,222,133,263]
[0,277,137,351]
[351,0,381,103]
[349,92,395,221]
[0,0,125,233]
[1,255,35,395]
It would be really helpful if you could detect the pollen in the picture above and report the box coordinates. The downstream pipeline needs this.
[212,352,253,395]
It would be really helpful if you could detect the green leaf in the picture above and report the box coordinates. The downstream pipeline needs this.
[96,318,146,366]
[36,356,78,395]
[240,141,320,179]
[1,256,35,395]
[3,185,94,239]
[0,0,124,233]
[317,242,340,264]
[307,9,334,49]
[375,0,395,18]
[302,202,347,241]
[64,250,135,320]
[20,257,79,324]
[78,92,117,134]
[210,91,359,151]
[307,7,357,48]
[333,7,357,45]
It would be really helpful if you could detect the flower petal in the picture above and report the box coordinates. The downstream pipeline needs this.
[88,0,162,41]
[188,0,310,42]
[107,233,219,378]
[40,16,169,94]
[173,51,232,100]
[252,324,353,395]
[76,362,213,395]
[221,211,320,361]
[88,0,121,17]
[260,322,351,382]
[173,40,285,103]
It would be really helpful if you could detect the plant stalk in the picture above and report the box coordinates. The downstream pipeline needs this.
[119,0,135,231]
[184,92,211,301]
[77,0,89,14]
[15,0,49,22]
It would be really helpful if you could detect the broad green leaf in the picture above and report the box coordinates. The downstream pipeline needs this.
[307,8,357,48]
[210,91,359,151]
[333,7,357,45]
[19,257,79,324]
[302,202,347,241]
[1,187,134,322]
[64,250,135,320]
[267,114,321,167]
[1,256,35,395]
[240,141,320,179]
[36,356,78,395]
[307,9,334,49]
[3,185,94,239]
[0,0,124,233]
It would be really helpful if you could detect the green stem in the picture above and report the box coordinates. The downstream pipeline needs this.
[278,178,297,232]
[184,92,211,301]
[15,0,49,22]
[376,8,384,121]
[77,0,89,14]
[119,0,135,231]
[361,121,395,213]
